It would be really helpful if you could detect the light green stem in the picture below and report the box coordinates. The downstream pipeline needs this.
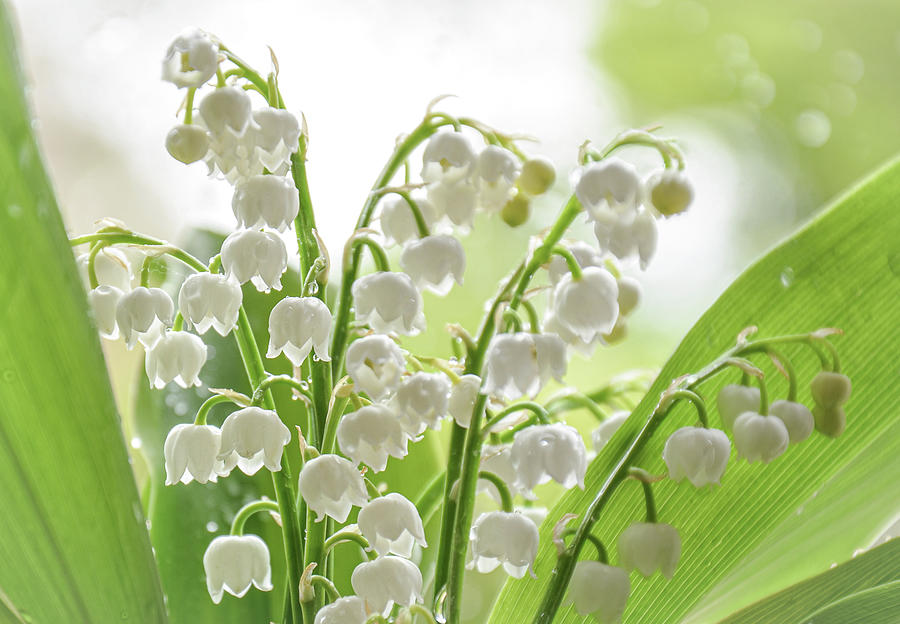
[230,500,280,535]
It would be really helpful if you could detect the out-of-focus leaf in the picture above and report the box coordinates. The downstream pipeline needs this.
[0,3,166,622]
[717,539,900,624]
[489,156,900,623]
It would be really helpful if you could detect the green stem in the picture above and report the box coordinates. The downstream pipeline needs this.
[660,389,709,428]
[172,312,184,332]
[481,401,550,437]
[767,346,798,402]
[230,500,280,535]
[139,255,154,287]
[550,245,583,280]
[560,528,608,564]
[86,242,109,289]
[346,235,391,273]
[518,299,542,334]
[184,87,195,124]
[756,373,769,415]
[322,531,374,559]
[545,392,609,421]
[69,232,207,273]
[310,576,341,603]
[502,308,523,333]
[478,471,514,512]
[628,468,658,523]
[194,393,248,425]
[252,374,314,407]
[378,189,430,238]
[409,604,439,624]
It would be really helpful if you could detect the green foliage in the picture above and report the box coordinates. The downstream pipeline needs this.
[719,538,900,624]
[490,158,900,622]
[0,5,166,622]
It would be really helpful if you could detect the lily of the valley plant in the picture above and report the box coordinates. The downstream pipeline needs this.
[71,28,852,624]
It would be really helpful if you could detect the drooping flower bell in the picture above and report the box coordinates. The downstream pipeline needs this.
[249,107,301,172]
[199,86,253,138]
[422,131,477,184]
[161,28,219,89]
[475,145,521,211]
[511,423,587,491]
[592,411,630,453]
[399,235,465,296]
[313,596,367,624]
[352,272,425,335]
[662,426,730,487]
[351,556,423,615]
[345,334,406,399]
[592,208,657,270]
[427,179,479,229]
[218,407,291,475]
[732,412,789,463]
[202,534,273,603]
[716,384,761,431]
[232,175,300,232]
[145,331,207,389]
[337,403,409,472]
[645,168,693,217]
[575,157,642,219]
[358,493,427,557]
[565,560,631,624]
[220,229,288,293]
[482,332,567,400]
[297,454,369,523]
[551,266,619,343]
[78,246,133,292]
[165,124,210,164]
[448,374,483,428]
[479,444,526,502]
[468,511,540,579]
[116,286,174,349]
[164,423,234,485]
[769,399,815,444]
[392,372,451,435]
[89,285,124,340]
[546,241,604,285]
[266,296,332,366]
[379,195,438,247]
[618,522,681,579]
[178,272,242,336]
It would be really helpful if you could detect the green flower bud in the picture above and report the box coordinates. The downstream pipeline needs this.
[165,123,210,164]
[646,169,693,217]
[602,318,628,344]
[501,192,531,227]
[813,405,846,438]
[810,371,852,408]
[518,156,556,195]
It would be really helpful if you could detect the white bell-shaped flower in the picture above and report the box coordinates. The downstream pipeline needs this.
[358,493,427,557]
[422,131,477,184]
[544,311,599,356]
[250,107,301,171]
[469,511,539,578]
[392,372,451,434]
[479,444,526,502]
[518,156,556,195]
[345,335,406,399]
[810,371,852,408]
[616,276,642,317]
[716,384,761,431]
[476,145,520,211]
[145,331,207,389]
[352,272,425,335]
[116,286,174,349]
[314,596,367,624]
[351,556,423,615]
[662,426,730,487]
[204,125,264,184]
[89,285,124,339]
[221,229,288,292]
[733,412,789,463]
[178,273,242,336]
[769,399,815,444]
[232,175,299,232]
[427,179,479,229]
[161,28,219,89]
[337,403,409,472]
[546,241,604,285]
[592,411,630,453]
[399,235,465,296]
[645,168,693,218]
[199,86,253,137]
[203,534,273,604]
[298,454,369,523]
[267,297,332,366]
[379,195,438,247]
[218,407,291,475]
[593,208,658,270]
[164,423,234,485]
[618,522,681,579]
[565,560,631,623]
[511,423,587,491]
[482,332,567,400]
[575,158,642,218]
[551,267,619,343]
[78,246,133,292]
[165,124,210,164]
[448,374,483,428]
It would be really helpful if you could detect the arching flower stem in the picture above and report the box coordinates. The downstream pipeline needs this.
[230,500,280,536]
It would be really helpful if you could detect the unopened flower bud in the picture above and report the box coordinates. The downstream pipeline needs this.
[732,412,789,463]
[716,384,761,431]
[769,399,814,444]
[166,124,210,164]
[501,192,530,227]
[810,371,852,408]
[618,522,680,579]
[813,405,847,438]
[89,285,124,339]
[646,169,693,217]
[518,156,556,196]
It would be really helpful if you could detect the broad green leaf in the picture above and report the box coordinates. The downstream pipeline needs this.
[0,4,166,623]
[717,538,900,624]
[489,156,900,623]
